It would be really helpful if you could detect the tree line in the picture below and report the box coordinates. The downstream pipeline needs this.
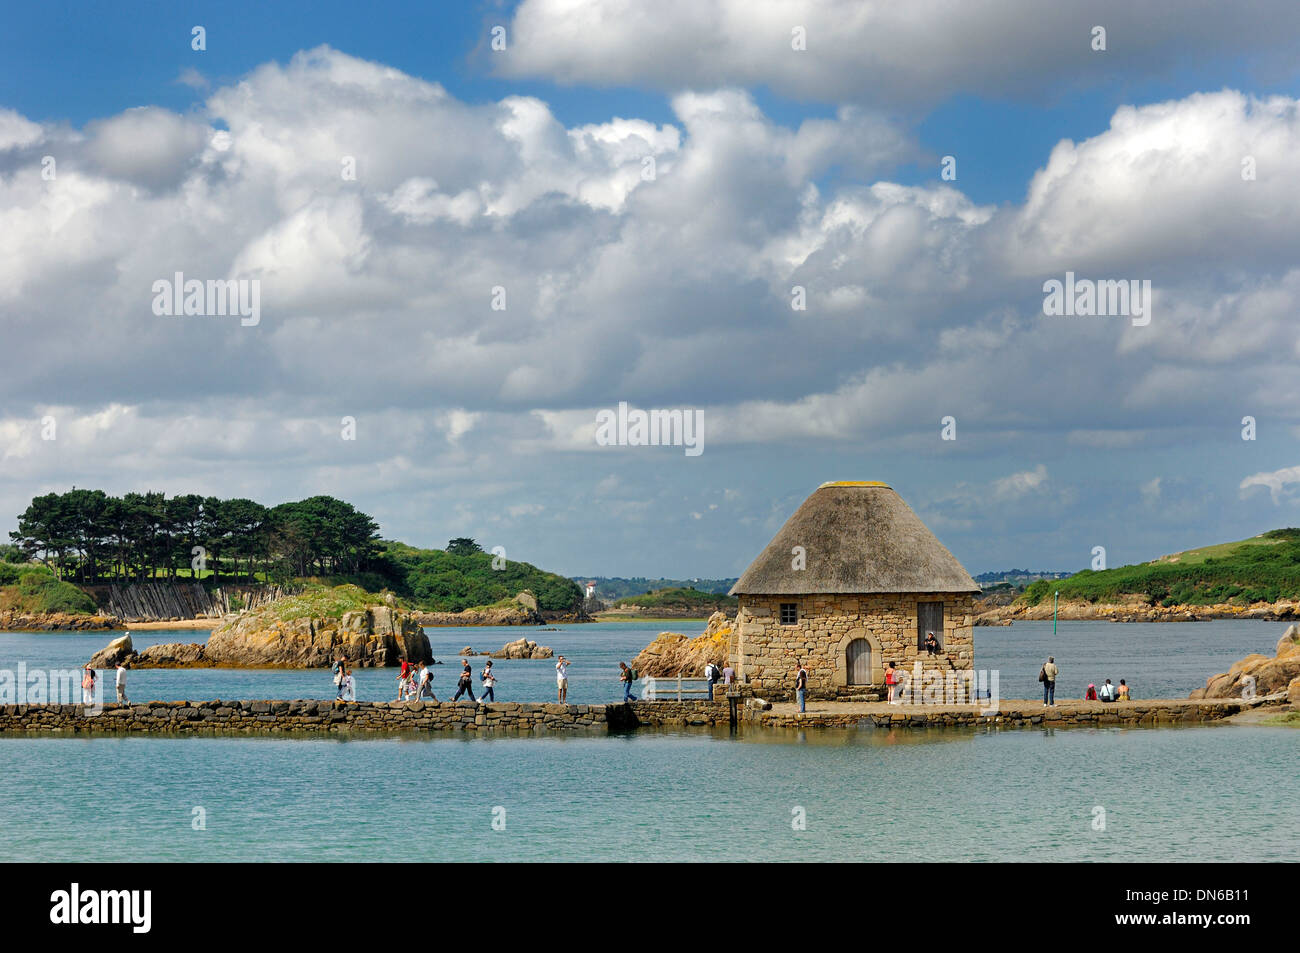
[8,489,381,585]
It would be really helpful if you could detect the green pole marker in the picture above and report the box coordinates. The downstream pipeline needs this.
[1053,590,1059,637]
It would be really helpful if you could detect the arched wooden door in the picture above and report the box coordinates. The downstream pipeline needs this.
[846,638,872,686]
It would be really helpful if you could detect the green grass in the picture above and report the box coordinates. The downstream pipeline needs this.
[251,584,385,623]
[1019,528,1300,608]
[613,587,738,611]
[0,565,98,615]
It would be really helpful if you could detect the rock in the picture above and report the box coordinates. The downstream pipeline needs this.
[459,646,475,656]
[1,611,120,632]
[89,634,133,668]
[204,598,431,668]
[1276,624,1300,658]
[1289,676,1300,708]
[135,642,208,668]
[490,637,554,659]
[631,611,734,677]
[1192,628,1300,699]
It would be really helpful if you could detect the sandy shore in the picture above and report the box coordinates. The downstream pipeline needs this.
[121,618,222,631]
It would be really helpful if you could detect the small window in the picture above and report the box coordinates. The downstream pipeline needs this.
[779,602,799,625]
[917,601,944,651]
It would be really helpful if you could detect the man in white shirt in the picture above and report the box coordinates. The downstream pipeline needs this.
[555,656,569,702]
[417,661,436,701]
[115,662,128,704]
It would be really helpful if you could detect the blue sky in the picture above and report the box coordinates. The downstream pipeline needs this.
[4,1,1300,578]
[8,1,1295,208]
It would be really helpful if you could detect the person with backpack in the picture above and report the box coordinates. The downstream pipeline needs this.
[416,660,437,701]
[619,662,637,702]
[452,660,478,703]
[1039,656,1058,707]
[704,660,720,700]
[478,661,497,703]
[1098,679,1117,702]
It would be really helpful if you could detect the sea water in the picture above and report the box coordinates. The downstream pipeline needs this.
[0,619,1284,704]
[0,619,1293,862]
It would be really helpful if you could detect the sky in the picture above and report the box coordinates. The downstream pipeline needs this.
[3,0,1300,579]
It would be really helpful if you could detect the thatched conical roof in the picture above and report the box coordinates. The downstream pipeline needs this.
[730,482,979,595]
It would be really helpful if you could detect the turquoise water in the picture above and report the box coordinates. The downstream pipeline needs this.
[0,724,1295,862]
[0,619,1293,862]
[0,618,1285,702]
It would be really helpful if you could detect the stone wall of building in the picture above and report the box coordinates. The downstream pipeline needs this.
[734,592,977,699]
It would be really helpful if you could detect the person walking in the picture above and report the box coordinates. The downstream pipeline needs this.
[81,665,96,705]
[618,662,637,702]
[396,657,412,701]
[478,661,497,703]
[115,661,128,704]
[332,655,346,699]
[1040,656,1059,707]
[795,661,809,713]
[704,660,719,700]
[721,661,735,686]
[555,656,570,702]
[452,660,478,702]
[340,668,356,703]
[416,660,437,701]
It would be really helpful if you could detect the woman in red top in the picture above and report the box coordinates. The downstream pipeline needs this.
[885,661,898,703]
[1084,683,1098,701]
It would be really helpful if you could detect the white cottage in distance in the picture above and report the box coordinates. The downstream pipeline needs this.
[728,482,981,700]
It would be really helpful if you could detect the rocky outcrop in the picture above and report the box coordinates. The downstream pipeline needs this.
[87,634,211,669]
[415,591,545,627]
[978,597,1300,625]
[204,604,431,668]
[0,610,119,632]
[88,634,134,667]
[1190,623,1300,699]
[631,611,733,677]
[490,638,554,660]
[135,642,209,668]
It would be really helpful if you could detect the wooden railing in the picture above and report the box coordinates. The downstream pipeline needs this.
[641,676,716,700]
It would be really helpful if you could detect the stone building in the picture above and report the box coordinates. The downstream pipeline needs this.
[729,482,980,700]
